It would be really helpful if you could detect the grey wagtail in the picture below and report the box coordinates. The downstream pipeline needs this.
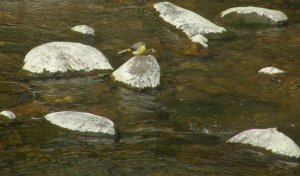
[117,42,147,56]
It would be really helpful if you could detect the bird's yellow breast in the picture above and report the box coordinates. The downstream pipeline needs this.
[132,44,146,56]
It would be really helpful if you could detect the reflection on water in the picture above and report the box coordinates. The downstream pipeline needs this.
[0,0,300,175]
[114,87,159,114]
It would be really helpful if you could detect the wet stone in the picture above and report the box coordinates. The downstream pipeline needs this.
[22,42,113,74]
[154,1,226,48]
[258,66,285,75]
[221,7,288,25]
[71,25,95,35]
[227,128,300,158]
[0,111,16,120]
[0,111,16,124]
[112,55,160,89]
[44,111,119,139]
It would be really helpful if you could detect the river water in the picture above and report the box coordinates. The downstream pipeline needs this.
[0,0,300,175]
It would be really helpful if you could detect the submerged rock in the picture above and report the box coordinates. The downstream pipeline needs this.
[221,7,288,25]
[227,128,300,158]
[22,42,113,74]
[71,25,95,35]
[44,111,119,139]
[112,55,160,89]
[154,1,226,48]
[258,66,285,74]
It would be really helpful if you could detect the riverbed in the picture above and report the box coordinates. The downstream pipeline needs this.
[0,0,300,175]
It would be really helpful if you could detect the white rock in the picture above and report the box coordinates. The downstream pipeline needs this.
[0,111,16,119]
[227,128,300,158]
[154,1,226,47]
[45,111,117,136]
[22,42,113,73]
[258,66,285,74]
[71,25,95,35]
[221,7,288,24]
[112,55,160,89]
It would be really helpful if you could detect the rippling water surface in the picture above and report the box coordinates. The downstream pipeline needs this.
[1,0,300,175]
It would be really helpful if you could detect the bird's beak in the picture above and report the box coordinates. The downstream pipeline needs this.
[117,48,131,55]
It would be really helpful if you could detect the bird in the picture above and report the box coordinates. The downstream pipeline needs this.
[117,42,147,56]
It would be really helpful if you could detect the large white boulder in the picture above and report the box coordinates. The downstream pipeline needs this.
[45,111,118,138]
[22,42,113,74]
[71,25,95,35]
[227,128,300,158]
[112,55,160,89]
[154,1,226,47]
[221,7,288,25]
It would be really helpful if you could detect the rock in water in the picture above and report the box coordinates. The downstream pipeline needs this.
[154,1,226,48]
[0,111,16,119]
[258,66,285,74]
[227,128,300,158]
[112,55,160,89]
[0,111,16,124]
[71,25,95,35]
[22,42,113,74]
[45,111,119,139]
[221,7,288,25]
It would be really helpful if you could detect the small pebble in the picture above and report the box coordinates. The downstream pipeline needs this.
[71,25,95,35]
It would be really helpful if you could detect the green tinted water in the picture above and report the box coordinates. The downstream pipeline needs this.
[1,0,300,175]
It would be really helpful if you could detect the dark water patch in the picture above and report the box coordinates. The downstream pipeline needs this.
[0,81,34,109]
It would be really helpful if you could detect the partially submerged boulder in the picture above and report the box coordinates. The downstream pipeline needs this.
[45,111,119,139]
[227,128,300,158]
[112,55,160,89]
[22,42,113,74]
[221,7,288,25]
[0,110,16,124]
[0,110,16,120]
[154,1,226,48]
[258,66,285,75]
[71,25,95,35]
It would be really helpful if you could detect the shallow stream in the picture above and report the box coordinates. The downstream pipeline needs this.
[0,0,300,175]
